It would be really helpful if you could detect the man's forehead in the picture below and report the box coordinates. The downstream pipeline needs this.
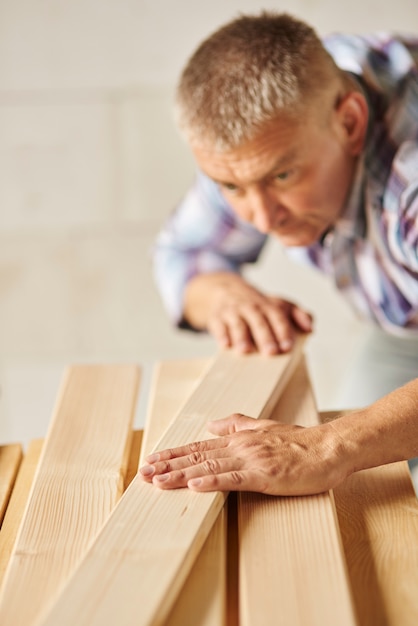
[191,124,302,185]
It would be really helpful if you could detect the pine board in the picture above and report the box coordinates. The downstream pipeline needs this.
[238,359,358,626]
[124,430,144,491]
[139,358,211,467]
[0,439,43,586]
[334,454,418,626]
[0,365,140,626]
[36,341,304,626]
[0,444,22,526]
[0,431,143,591]
[143,359,227,626]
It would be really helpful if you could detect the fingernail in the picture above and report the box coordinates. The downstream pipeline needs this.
[154,473,169,482]
[140,465,155,477]
[280,339,293,352]
[189,478,202,487]
[146,453,160,463]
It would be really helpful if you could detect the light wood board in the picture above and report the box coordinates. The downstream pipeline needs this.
[36,341,304,626]
[0,444,22,526]
[0,365,140,626]
[0,433,145,589]
[0,439,43,586]
[334,454,418,626]
[143,359,227,626]
[139,358,211,467]
[238,359,358,626]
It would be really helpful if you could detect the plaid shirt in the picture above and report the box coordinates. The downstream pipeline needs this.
[153,33,418,336]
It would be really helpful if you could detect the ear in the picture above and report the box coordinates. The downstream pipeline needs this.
[333,91,369,156]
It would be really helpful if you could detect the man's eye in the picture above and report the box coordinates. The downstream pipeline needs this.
[275,171,291,181]
[222,182,238,192]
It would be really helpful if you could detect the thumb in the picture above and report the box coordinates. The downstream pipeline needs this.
[207,413,257,436]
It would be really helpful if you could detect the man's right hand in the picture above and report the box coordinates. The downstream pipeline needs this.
[183,272,313,355]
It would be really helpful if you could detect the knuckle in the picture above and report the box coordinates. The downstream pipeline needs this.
[189,451,204,465]
[242,303,263,318]
[176,469,187,481]
[189,441,204,453]
[230,471,244,486]
[202,458,222,474]
[265,464,279,478]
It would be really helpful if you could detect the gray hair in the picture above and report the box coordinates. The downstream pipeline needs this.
[175,12,340,150]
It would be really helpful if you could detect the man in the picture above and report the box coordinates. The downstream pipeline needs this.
[141,12,418,495]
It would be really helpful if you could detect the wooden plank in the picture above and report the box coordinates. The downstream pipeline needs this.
[238,359,358,626]
[0,365,140,626]
[0,431,143,590]
[332,441,418,626]
[139,358,211,467]
[37,340,304,626]
[143,359,227,626]
[124,430,144,491]
[0,444,23,526]
[0,440,43,587]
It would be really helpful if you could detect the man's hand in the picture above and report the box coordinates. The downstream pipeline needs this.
[139,414,349,496]
[184,272,313,355]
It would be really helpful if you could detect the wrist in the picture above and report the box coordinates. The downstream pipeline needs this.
[316,420,359,488]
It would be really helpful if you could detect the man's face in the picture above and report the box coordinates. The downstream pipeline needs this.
[191,107,361,247]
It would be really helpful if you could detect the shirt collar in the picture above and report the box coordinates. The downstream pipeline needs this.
[333,155,366,240]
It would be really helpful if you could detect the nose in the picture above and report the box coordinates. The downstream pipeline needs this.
[248,188,284,234]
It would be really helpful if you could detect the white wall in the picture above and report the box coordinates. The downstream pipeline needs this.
[1,1,417,445]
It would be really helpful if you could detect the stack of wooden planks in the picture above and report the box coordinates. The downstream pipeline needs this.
[0,343,418,625]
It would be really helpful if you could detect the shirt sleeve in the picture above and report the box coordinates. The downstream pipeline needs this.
[152,170,267,327]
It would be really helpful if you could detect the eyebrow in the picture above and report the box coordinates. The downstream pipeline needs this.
[213,148,299,188]
[268,149,299,173]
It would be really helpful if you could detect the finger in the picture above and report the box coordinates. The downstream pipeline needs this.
[263,304,296,352]
[143,436,228,465]
[239,305,281,355]
[140,445,232,480]
[290,306,314,332]
[207,317,231,349]
[187,469,266,493]
[152,457,244,490]
[222,312,255,353]
[207,413,258,435]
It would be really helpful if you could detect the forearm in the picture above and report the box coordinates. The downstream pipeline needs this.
[328,378,418,476]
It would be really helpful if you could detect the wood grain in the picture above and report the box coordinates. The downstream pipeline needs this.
[334,457,418,626]
[0,444,22,526]
[124,430,144,491]
[139,358,211,466]
[0,440,43,586]
[238,360,358,626]
[143,359,227,626]
[0,365,140,626]
[36,342,304,626]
